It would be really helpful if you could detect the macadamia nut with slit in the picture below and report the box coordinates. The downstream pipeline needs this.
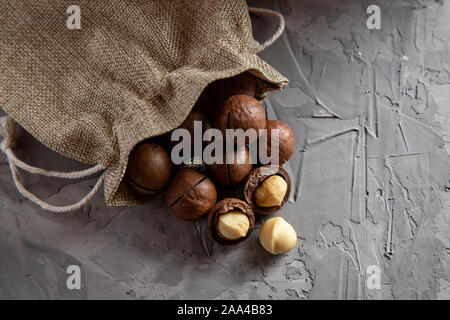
[165,169,217,221]
[126,142,174,195]
[213,95,266,144]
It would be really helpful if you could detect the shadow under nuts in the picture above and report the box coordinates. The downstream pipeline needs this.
[210,72,256,105]
[192,86,216,121]
[206,146,253,187]
[165,168,217,221]
[244,165,291,214]
[214,95,266,143]
[126,142,174,195]
[208,198,255,245]
[265,120,295,165]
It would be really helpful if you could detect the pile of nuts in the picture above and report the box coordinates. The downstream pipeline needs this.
[125,72,297,255]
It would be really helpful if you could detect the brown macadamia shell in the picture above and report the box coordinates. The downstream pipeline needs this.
[165,169,217,221]
[265,120,295,165]
[213,95,266,143]
[206,146,253,188]
[126,142,174,195]
[244,165,291,214]
[208,198,255,245]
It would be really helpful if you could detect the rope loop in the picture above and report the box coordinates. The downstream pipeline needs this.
[248,7,285,52]
[0,116,105,213]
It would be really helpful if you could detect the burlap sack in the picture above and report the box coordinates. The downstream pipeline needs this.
[0,0,287,207]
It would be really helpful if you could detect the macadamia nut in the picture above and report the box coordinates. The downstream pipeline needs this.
[213,95,266,144]
[165,169,217,221]
[206,146,253,187]
[254,175,287,207]
[126,142,174,195]
[217,210,250,240]
[265,120,295,165]
[244,165,291,214]
[259,217,297,254]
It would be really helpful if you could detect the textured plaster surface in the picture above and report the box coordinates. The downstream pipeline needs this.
[0,0,449,299]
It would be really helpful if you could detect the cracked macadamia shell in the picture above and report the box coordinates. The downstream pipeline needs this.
[213,95,266,143]
[244,165,291,214]
[126,142,174,195]
[165,169,217,221]
[208,198,255,245]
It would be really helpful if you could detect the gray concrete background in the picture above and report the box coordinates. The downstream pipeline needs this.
[0,0,449,299]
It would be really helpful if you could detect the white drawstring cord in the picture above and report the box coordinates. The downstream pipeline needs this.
[248,7,285,52]
[0,116,105,213]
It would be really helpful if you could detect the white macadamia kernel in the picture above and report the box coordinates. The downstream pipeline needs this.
[217,210,250,240]
[254,175,287,208]
[259,217,297,254]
